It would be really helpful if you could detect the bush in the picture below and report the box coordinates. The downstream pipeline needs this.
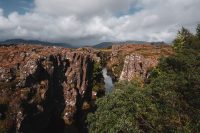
[87,81,158,133]
[92,61,104,93]
[87,25,200,132]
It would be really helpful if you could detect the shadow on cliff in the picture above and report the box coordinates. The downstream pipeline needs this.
[18,54,94,133]
[68,56,94,133]
[20,55,69,133]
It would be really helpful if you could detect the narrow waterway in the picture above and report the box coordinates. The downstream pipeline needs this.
[102,68,114,94]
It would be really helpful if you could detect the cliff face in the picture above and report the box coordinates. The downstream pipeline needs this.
[107,44,173,81]
[0,44,172,132]
[119,54,158,81]
[0,45,94,133]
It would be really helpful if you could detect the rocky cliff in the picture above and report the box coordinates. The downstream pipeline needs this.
[107,44,173,81]
[0,45,95,133]
[0,44,173,133]
[119,54,157,81]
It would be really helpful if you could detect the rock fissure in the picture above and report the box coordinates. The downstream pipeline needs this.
[0,44,172,133]
[0,45,95,133]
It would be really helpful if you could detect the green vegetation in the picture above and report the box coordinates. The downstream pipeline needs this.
[112,54,125,80]
[92,61,104,93]
[87,25,200,132]
[87,81,157,133]
[92,50,113,93]
[172,27,193,52]
[196,24,200,39]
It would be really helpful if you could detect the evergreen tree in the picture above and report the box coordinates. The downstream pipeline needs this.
[173,27,193,52]
[196,24,200,39]
[87,25,200,132]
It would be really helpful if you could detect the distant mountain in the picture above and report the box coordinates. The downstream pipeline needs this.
[93,42,114,48]
[0,39,74,48]
[93,41,167,48]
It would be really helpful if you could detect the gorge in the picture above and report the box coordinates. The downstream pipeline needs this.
[0,43,172,133]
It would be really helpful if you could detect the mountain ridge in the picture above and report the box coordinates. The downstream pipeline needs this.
[0,39,169,49]
[93,40,168,48]
[0,39,74,48]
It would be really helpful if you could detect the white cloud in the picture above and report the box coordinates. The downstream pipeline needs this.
[34,0,135,18]
[0,0,200,46]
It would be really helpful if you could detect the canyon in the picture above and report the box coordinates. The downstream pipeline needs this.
[0,43,172,133]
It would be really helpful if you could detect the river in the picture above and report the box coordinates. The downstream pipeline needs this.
[102,68,114,94]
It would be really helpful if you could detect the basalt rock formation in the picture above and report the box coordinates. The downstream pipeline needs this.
[119,54,158,81]
[0,43,172,133]
[107,44,173,81]
[0,45,95,133]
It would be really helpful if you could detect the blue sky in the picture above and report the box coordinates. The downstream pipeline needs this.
[0,0,200,46]
[0,0,34,16]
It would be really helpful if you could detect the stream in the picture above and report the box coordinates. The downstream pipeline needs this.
[102,68,114,94]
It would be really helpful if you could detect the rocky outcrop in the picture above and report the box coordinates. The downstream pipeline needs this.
[119,54,158,81]
[0,44,172,132]
[0,45,94,133]
[107,44,173,81]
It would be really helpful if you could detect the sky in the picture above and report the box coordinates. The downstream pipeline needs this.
[0,0,200,46]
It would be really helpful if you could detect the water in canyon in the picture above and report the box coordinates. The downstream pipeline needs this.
[102,68,114,94]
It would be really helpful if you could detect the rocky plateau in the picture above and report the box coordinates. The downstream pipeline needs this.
[0,43,172,133]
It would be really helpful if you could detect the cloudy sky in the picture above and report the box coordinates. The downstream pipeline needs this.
[0,0,200,46]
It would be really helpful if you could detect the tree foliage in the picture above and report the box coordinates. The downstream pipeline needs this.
[87,81,158,133]
[92,61,105,93]
[87,25,200,132]
[197,24,200,39]
[172,27,193,52]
